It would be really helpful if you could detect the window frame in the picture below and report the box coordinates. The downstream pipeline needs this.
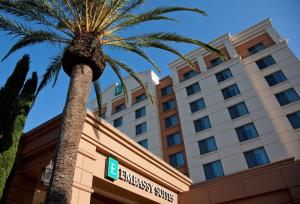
[135,122,147,135]
[264,70,287,87]
[194,116,212,133]
[215,68,233,83]
[235,122,259,142]
[244,147,270,168]
[228,102,249,120]
[275,88,300,106]
[198,136,217,155]
[189,98,206,113]
[135,106,146,119]
[221,83,240,100]
[113,117,123,128]
[186,82,201,96]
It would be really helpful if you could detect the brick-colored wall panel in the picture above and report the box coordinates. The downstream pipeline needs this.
[235,33,275,59]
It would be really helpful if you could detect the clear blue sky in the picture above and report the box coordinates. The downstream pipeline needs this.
[0,0,299,132]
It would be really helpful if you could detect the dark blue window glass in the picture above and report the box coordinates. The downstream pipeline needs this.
[228,102,249,119]
[255,55,276,70]
[248,42,266,55]
[287,111,300,129]
[194,116,211,132]
[136,122,147,135]
[244,147,270,168]
[265,70,287,87]
[135,93,146,103]
[135,106,146,119]
[115,103,126,113]
[215,68,233,83]
[203,160,224,180]
[235,123,259,142]
[163,99,176,112]
[183,70,198,81]
[198,136,217,155]
[165,115,178,128]
[275,88,299,106]
[186,83,201,96]
[190,98,206,113]
[113,117,123,128]
[167,132,182,147]
[210,57,224,68]
[138,139,148,149]
[169,152,185,168]
[221,84,240,100]
[161,85,173,97]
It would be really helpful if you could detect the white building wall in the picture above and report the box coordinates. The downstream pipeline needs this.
[92,71,163,158]
[170,20,300,183]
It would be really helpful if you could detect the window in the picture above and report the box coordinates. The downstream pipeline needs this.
[244,147,270,168]
[265,70,287,87]
[194,116,211,132]
[165,115,178,128]
[203,160,224,180]
[210,57,224,67]
[287,111,300,129]
[186,82,201,96]
[255,55,276,70]
[190,98,206,113]
[136,122,147,135]
[235,123,258,142]
[221,84,240,100]
[115,84,122,96]
[135,93,146,103]
[169,152,185,168]
[166,132,182,147]
[115,103,126,113]
[215,68,233,83]
[138,139,148,149]
[161,85,173,97]
[198,136,217,155]
[183,70,197,81]
[275,88,299,106]
[163,99,176,112]
[113,117,123,128]
[248,42,265,55]
[228,102,249,119]
[135,106,146,119]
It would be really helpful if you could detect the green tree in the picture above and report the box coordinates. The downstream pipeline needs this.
[0,55,38,198]
[0,1,221,203]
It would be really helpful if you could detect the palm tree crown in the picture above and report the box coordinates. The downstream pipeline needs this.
[0,0,219,103]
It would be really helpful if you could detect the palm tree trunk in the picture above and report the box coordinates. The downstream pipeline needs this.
[46,64,93,204]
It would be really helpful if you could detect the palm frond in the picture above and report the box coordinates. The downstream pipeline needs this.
[106,40,160,73]
[93,80,102,117]
[104,55,154,104]
[2,31,69,61]
[104,54,130,104]
[36,53,63,97]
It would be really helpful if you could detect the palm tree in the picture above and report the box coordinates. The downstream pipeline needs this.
[0,1,220,203]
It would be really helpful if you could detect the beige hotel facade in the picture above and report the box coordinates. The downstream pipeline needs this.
[2,19,300,203]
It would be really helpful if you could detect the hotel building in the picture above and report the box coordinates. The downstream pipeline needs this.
[91,18,300,183]
[2,18,300,204]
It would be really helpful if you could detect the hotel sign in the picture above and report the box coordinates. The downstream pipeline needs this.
[106,157,175,203]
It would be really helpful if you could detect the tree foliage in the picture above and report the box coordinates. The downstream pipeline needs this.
[0,55,38,199]
[0,0,221,108]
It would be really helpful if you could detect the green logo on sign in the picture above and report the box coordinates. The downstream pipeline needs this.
[107,157,119,180]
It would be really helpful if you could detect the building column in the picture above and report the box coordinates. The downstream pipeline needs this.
[71,138,96,204]
[224,40,239,59]
[196,55,207,73]
[266,25,283,43]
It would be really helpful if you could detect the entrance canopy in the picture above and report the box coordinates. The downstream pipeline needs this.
[4,110,191,204]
